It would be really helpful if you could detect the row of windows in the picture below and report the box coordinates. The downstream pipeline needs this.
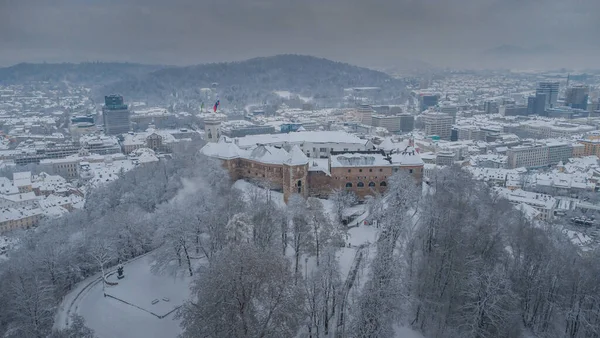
[346,168,423,174]
[308,147,351,152]
[338,176,387,180]
[345,181,387,188]
[348,168,384,173]
[244,166,282,172]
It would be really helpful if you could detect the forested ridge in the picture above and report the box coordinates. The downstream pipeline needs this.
[98,55,404,106]
[0,143,598,337]
[0,55,407,107]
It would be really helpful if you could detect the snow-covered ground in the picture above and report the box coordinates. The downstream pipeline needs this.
[394,325,426,338]
[57,255,193,338]
[103,257,192,317]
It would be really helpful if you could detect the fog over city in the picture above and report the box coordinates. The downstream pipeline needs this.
[2,1,600,338]
[2,0,599,69]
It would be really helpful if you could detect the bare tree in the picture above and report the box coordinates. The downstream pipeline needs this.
[329,188,357,225]
[287,194,314,279]
[87,237,114,295]
[49,315,95,338]
[152,202,196,277]
[352,171,421,337]
[178,244,305,338]
[307,198,341,266]
[303,247,341,337]
[4,261,57,338]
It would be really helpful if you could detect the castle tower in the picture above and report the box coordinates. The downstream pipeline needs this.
[283,145,309,203]
[204,118,221,143]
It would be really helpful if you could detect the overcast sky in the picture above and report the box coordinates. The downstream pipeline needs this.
[1,0,598,69]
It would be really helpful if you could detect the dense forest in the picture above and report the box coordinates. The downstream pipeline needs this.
[98,55,406,106]
[0,62,164,87]
[0,55,408,107]
[0,140,599,338]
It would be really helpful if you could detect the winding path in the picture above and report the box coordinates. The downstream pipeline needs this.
[54,251,154,330]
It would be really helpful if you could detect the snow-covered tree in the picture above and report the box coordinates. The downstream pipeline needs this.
[152,202,196,277]
[287,194,314,278]
[87,237,115,293]
[49,315,95,338]
[3,260,56,338]
[178,244,304,338]
[329,188,357,225]
[303,247,342,337]
[352,171,421,337]
[225,213,253,243]
[307,198,342,266]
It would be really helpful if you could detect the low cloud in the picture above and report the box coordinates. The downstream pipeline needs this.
[1,0,598,69]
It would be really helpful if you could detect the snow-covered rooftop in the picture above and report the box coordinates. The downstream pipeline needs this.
[331,149,423,168]
[234,131,368,148]
[200,139,244,160]
[12,171,31,187]
[285,145,309,165]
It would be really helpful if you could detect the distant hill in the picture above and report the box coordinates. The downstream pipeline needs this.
[97,55,406,106]
[483,44,558,57]
[0,56,408,106]
[0,62,165,86]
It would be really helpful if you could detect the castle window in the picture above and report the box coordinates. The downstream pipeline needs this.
[357,182,364,188]
[359,169,363,172]
[297,180,302,187]
[345,182,352,188]
[369,169,373,172]
[368,182,376,187]
[348,169,351,173]
[380,181,387,187]
[409,169,413,173]
[379,169,383,172]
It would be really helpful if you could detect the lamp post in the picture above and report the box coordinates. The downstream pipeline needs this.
[304,257,309,278]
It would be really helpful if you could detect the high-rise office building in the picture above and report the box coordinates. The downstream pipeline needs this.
[399,114,415,133]
[371,115,401,133]
[535,93,548,116]
[421,112,453,140]
[356,104,373,125]
[526,96,536,115]
[372,113,415,133]
[439,105,458,123]
[483,100,499,114]
[102,95,131,135]
[501,105,528,116]
[527,93,547,116]
[565,85,589,110]
[536,82,559,108]
[419,94,439,112]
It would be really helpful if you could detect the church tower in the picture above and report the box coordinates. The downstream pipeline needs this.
[204,118,221,143]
